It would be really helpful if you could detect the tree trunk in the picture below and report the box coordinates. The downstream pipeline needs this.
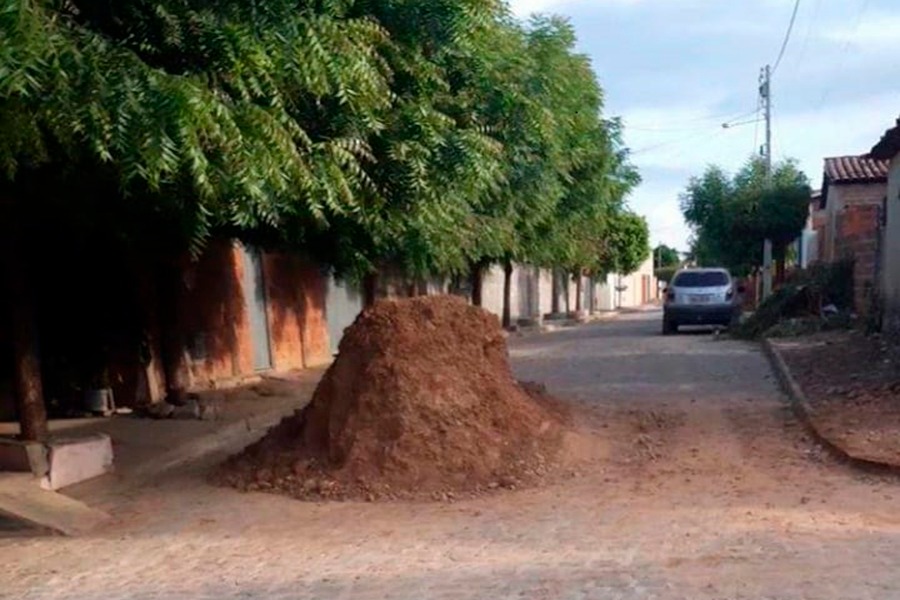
[2,229,48,441]
[575,272,583,313]
[551,269,560,314]
[470,261,485,307]
[564,272,571,314]
[502,260,513,329]
[363,272,378,307]
[157,259,188,399]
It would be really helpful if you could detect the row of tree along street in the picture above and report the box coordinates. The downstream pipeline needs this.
[1,0,648,440]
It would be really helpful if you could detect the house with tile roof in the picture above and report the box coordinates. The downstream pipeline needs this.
[817,154,888,314]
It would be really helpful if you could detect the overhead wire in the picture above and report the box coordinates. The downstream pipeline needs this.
[624,107,761,133]
[817,0,871,109]
[772,0,802,75]
[792,0,822,73]
[752,95,761,158]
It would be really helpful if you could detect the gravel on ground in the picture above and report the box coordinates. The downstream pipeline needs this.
[3,311,900,599]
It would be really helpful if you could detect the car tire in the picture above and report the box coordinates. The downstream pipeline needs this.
[662,319,677,336]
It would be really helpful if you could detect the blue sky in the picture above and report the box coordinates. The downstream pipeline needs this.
[508,0,900,251]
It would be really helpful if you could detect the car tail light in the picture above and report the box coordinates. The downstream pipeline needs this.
[726,288,734,300]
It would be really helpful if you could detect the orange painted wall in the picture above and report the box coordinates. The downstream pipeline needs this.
[169,243,332,391]
[296,263,331,366]
[262,253,331,370]
[174,241,250,388]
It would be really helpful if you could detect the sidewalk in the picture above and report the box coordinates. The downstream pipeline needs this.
[765,330,900,471]
[1,368,325,511]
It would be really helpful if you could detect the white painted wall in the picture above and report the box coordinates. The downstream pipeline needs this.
[595,256,657,310]
[480,264,553,323]
[882,155,900,332]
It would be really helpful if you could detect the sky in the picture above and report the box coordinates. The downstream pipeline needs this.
[507,0,900,252]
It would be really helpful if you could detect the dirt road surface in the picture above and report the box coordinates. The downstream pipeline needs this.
[4,311,900,599]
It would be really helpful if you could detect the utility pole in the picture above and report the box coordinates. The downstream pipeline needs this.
[760,64,774,300]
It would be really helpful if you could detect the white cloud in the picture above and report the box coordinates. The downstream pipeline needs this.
[507,0,565,17]
[505,0,900,252]
[822,11,900,48]
[506,0,640,18]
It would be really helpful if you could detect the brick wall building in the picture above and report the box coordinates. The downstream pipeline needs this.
[818,155,888,314]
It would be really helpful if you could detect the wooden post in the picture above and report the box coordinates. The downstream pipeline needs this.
[551,269,560,314]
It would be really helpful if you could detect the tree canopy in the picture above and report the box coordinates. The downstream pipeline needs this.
[680,157,811,276]
[603,211,650,275]
[2,0,642,281]
[653,244,681,269]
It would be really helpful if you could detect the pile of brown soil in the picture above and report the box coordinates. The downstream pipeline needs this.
[217,296,566,501]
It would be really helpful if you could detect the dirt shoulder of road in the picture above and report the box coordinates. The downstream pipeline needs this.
[770,329,900,468]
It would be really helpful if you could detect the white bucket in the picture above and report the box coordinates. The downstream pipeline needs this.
[84,388,115,416]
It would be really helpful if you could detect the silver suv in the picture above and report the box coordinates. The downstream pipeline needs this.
[662,268,742,335]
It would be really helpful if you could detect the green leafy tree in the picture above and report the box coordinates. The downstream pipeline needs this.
[604,211,651,276]
[680,157,810,277]
[654,245,681,268]
[2,0,397,250]
[1,0,643,437]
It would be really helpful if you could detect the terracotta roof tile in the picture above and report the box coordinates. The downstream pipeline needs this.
[823,155,889,184]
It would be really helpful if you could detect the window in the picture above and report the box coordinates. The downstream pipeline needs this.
[672,271,729,287]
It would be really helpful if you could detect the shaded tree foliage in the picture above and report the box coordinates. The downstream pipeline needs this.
[680,157,810,277]
[653,244,680,269]
[1,0,646,435]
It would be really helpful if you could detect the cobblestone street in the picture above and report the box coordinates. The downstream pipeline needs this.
[5,312,900,599]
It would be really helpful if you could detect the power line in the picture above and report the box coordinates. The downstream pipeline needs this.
[772,0,802,75]
[817,0,871,110]
[792,0,822,73]
[624,107,760,133]
[752,95,761,157]
[629,126,725,156]
[721,107,765,128]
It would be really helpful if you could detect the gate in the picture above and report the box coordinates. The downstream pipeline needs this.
[326,277,364,355]
[239,244,273,371]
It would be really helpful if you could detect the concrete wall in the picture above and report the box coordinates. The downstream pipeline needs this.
[882,155,900,332]
[169,241,331,392]
[595,256,657,310]
[822,182,886,262]
[324,277,364,354]
[834,204,880,314]
[481,264,552,323]
[816,181,884,315]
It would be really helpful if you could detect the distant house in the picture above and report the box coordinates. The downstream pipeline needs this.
[818,155,888,313]
[595,256,658,311]
[871,117,900,331]
[801,189,824,268]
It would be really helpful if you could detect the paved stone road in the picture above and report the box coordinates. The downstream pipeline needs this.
[4,312,900,599]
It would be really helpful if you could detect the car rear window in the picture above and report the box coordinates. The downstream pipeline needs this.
[672,271,729,287]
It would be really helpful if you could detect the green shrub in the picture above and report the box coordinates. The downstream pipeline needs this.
[732,259,855,339]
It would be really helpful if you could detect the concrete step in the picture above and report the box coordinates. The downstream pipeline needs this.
[0,473,110,536]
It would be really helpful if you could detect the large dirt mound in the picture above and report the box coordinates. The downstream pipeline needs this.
[218,295,566,501]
